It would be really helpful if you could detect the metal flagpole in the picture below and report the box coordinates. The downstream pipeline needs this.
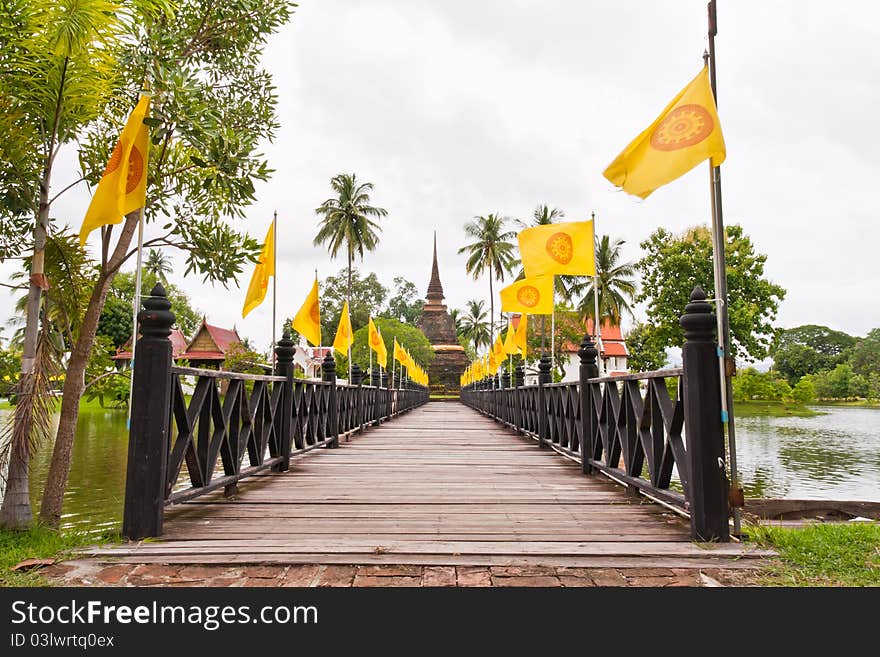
[126,208,145,430]
[272,211,277,366]
[592,212,603,375]
[550,287,555,374]
[706,0,742,536]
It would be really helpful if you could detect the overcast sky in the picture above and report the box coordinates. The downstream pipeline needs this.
[4,0,879,355]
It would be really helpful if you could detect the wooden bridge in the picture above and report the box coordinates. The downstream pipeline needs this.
[96,285,770,576]
[95,401,766,569]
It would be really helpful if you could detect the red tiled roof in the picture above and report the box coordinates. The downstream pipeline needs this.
[602,341,628,357]
[584,319,623,341]
[203,322,242,354]
[112,328,188,360]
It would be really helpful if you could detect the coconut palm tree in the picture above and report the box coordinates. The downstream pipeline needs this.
[575,234,637,325]
[459,299,491,352]
[314,173,388,305]
[458,214,516,343]
[144,249,172,284]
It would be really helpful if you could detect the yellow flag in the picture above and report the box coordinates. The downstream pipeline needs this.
[518,220,595,278]
[492,335,504,359]
[603,65,726,199]
[332,301,353,355]
[393,338,406,365]
[502,322,519,356]
[241,219,275,318]
[79,95,151,246]
[293,276,321,346]
[513,314,528,358]
[499,275,554,315]
[368,318,387,369]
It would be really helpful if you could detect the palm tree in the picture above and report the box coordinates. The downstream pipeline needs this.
[516,204,564,229]
[458,214,517,343]
[575,235,637,326]
[144,249,172,284]
[314,173,388,305]
[459,299,491,352]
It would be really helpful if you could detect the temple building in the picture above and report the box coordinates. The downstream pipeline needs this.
[417,234,469,393]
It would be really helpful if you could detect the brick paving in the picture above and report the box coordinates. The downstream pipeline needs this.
[40,560,722,587]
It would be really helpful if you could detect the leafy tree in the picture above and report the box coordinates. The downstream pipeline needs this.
[791,376,816,404]
[637,225,786,363]
[812,364,856,400]
[34,0,294,528]
[318,268,387,345]
[384,276,423,325]
[573,235,637,326]
[83,334,129,408]
[626,322,668,372]
[344,318,434,377]
[222,342,267,375]
[848,328,880,378]
[772,324,856,385]
[97,270,201,349]
[522,307,585,380]
[731,368,792,402]
[458,300,491,352]
[313,173,387,306]
[458,214,517,343]
[144,248,172,283]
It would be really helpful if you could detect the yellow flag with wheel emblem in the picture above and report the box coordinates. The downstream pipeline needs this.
[332,301,353,355]
[513,314,528,358]
[499,275,554,315]
[241,219,275,318]
[293,276,321,346]
[603,65,725,199]
[79,95,151,246]
[518,220,595,278]
[368,317,387,368]
[502,321,519,356]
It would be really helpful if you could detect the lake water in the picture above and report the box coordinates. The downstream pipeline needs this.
[3,403,879,531]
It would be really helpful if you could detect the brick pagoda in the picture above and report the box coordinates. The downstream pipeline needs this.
[417,234,469,393]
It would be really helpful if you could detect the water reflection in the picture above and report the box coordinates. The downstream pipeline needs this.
[736,406,880,501]
[1,403,878,531]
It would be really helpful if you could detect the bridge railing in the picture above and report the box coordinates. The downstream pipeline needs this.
[462,287,731,542]
[122,284,428,540]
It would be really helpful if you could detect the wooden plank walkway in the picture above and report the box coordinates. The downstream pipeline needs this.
[91,402,770,569]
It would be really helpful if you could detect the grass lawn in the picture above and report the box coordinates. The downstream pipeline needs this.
[735,400,821,417]
[748,522,880,586]
[0,525,116,587]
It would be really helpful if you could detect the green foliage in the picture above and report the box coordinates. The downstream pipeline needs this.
[637,225,786,362]
[523,307,585,379]
[573,235,637,325]
[97,270,202,348]
[457,299,490,352]
[791,375,816,404]
[222,342,267,375]
[0,0,120,259]
[0,343,19,396]
[625,322,667,372]
[385,276,424,325]
[749,522,880,587]
[0,524,116,587]
[319,268,388,344]
[811,363,880,401]
[849,328,880,378]
[731,367,792,402]
[772,324,856,385]
[343,318,434,376]
[83,335,128,408]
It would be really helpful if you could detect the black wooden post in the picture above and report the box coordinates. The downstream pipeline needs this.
[322,352,339,448]
[537,355,552,449]
[381,368,390,421]
[371,365,381,388]
[514,363,525,433]
[500,368,511,424]
[351,363,363,436]
[578,334,600,475]
[273,331,295,472]
[123,283,175,540]
[681,286,730,542]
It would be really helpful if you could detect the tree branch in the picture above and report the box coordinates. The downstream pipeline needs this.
[49,177,87,205]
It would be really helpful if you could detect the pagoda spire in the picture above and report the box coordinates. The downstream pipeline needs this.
[426,230,444,303]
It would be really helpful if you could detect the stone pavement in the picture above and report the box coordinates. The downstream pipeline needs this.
[39,561,751,587]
